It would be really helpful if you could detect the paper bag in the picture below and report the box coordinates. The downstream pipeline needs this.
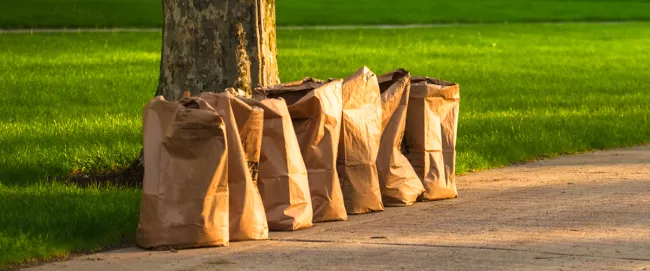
[137,96,229,249]
[377,69,425,206]
[200,92,269,241]
[338,67,384,214]
[239,97,314,231]
[258,78,348,222]
[405,77,460,200]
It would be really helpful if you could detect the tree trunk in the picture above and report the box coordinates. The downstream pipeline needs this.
[156,0,280,100]
[125,0,279,186]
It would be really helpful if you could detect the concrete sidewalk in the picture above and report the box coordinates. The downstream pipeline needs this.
[28,145,650,271]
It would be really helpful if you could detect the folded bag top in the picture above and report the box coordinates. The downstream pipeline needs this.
[410,76,459,100]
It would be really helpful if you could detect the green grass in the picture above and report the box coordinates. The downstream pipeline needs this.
[3,0,650,28]
[277,0,650,25]
[2,23,650,266]
[0,183,140,266]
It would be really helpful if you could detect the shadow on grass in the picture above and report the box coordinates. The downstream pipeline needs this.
[0,128,141,187]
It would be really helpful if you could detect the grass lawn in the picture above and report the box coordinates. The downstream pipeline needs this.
[3,0,650,28]
[2,23,650,266]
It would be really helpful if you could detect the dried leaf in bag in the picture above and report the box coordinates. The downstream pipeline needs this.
[258,78,348,222]
[137,96,229,249]
[377,69,425,206]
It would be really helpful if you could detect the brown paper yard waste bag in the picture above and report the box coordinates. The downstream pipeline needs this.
[238,97,314,231]
[338,67,384,214]
[258,78,348,222]
[404,77,460,200]
[200,92,268,241]
[137,96,229,249]
[377,69,425,206]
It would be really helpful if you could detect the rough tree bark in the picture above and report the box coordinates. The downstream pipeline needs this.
[124,0,280,185]
[156,0,280,100]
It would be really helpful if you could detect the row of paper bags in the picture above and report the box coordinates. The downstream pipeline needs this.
[136,67,460,249]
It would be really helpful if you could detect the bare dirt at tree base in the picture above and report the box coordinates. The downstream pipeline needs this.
[27,145,650,271]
